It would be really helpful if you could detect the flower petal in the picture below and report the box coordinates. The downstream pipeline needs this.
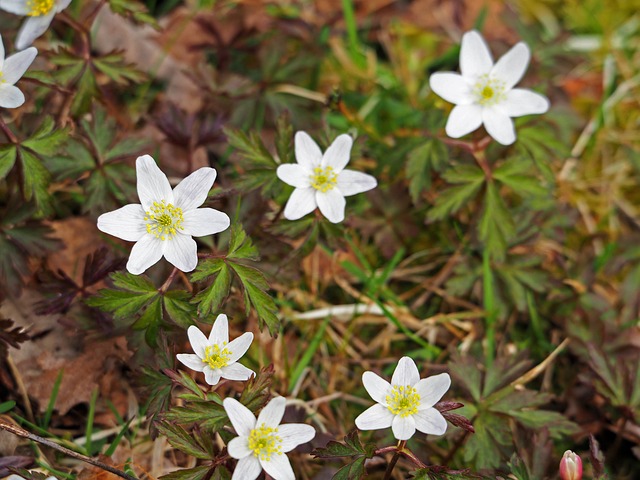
[163,233,197,272]
[187,325,209,357]
[2,47,37,85]
[0,84,25,108]
[126,235,163,275]
[231,455,262,480]
[227,332,253,363]
[0,35,4,69]
[391,357,420,387]
[283,187,317,221]
[136,155,173,209]
[220,362,254,381]
[491,42,530,90]
[276,164,311,188]
[362,371,392,405]
[294,131,322,169]
[445,104,483,138]
[460,30,493,79]
[391,414,416,440]
[176,353,205,372]
[97,204,146,242]
[316,189,346,224]
[227,435,252,459]
[482,107,516,145]
[203,367,222,385]
[415,373,451,408]
[209,314,229,343]
[181,207,230,237]
[257,396,286,429]
[173,167,217,211]
[277,424,316,453]
[321,134,352,172]
[501,88,550,117]
[414,408,448,436]
[337,170,377,197]
[260,453,294,480]
[0,0,31,15]
[355,403,394,431]
[429,72,474,105]
[223,398,256,436]
[15,13,55,50]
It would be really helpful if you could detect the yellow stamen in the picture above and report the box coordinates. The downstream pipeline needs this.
[473,74,506,106]
[310,166,337,193]
[27,0,55,16]
[203,343,231,370]
[386,385,420,418]
[144,200,184,241]
[248,423,282,461]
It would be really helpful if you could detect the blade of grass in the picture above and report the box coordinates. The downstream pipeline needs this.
[42,369,64,429]
[0,400,15,414]
[104,417,135,457]
[341,0,359,60]
[85,387,99,455]
[483,248,497,366]
[288,316,331,392]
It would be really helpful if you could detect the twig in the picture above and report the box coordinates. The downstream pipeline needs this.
[510,338,571,387]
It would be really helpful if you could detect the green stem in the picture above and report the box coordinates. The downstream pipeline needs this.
[341,0,359,56]
[483,248,496,365]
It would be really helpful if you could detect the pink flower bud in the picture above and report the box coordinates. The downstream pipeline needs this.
[559,450,583,480]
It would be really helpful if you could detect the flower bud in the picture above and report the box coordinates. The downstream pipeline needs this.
[559,450,583,480]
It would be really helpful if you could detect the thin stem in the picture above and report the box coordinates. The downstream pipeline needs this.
[382,440,406,480]
[159,267,179,293]
[0,116,18,144]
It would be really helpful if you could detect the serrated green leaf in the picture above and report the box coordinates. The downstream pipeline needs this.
[428,179,484,221]
[243,281,279,335]
[192,262,232,316]
[23,117,69,156]
[155,422,212,459]
[479,181,515,260]
[406,138,448,203]
[164,291,197,328]
[159,465,212,480]
[0,145,17,179]
[228,225,260,261]
[19,148,51,212]
[225,128,276,167]
[94,52,146,85]
[238,365,274,411]
[86,272,158,320]
[493,158,548,198]
[108,0,160,27]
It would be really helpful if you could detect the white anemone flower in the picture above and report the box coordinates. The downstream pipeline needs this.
[0,34,37,108]
[429,30,550,145]
[276,131,377,223]
[355,356,451,440]
[7,476,57,480]
[176,314,254,386]
[224,396,316,480]
[97,154,230,275]
[0,0,72,50]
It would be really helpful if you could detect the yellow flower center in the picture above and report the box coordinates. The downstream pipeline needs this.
[386,385,420,418]
[248,423,282,461]
[144,200,184,241]
[27,0,55,16]
[203,343,231,370]
[473,74,506,106]
[310,166,337,193]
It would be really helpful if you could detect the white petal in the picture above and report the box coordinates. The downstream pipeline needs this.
[223,398,256,436]
[294,131,322,169]
[0,0,31,15]
[414,373,451,409]
[501,88,550,117]
[277,424,316,453]
[0,35,4,69]
[414,408,448,436]
[227,332,253,363]
[2,47,37,85]
[321,134,352,172]
[204,367,222,385]
[355,404,394,431]
[283,187,317,221]
[176,353,205,372]
[445,104,483,138]
[316,189,345,224]
[337,170,377,197]
[181,207,230,237]
[173,167,216,211]
[0,84,25,108]
[97,204,146,242]
[187,325,209,357]
[136,155,173,209]
[163,233,197,272]
[460,30,493,79]
[429,72,474,105]
[391,357,420,387]
[209,314,229,343]
[232,455,262,480]
[227,435,252,459]
[276,164,311,188]
[260,453,294,480]
[257,396,286,429]
[391,414,416,440]
[15,13,55,50]
[126,235,164,275]
[482,107,516,145]
[220,362,254,381]
[362,371,391,405]
[491,42,530,89]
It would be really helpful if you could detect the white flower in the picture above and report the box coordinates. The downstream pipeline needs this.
[97,154,230,275]
[355,356,451,440]
[7,475,57,480]
[223,396,316,480]
[0,34,37,108]
[176,314,254,385]
[0,0,72,50]
[429,30,550,145]
[276,131,377,224]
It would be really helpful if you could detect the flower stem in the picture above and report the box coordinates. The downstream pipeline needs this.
[0,116,18,144]
[382,440,406,480]
[159,267,179,293]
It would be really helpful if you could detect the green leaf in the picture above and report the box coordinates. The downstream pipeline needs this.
[428,164,484,221]
[155,422,212,459]
[108,0,159,27]
[86,272,158,321]
[164,291,197,328]
[159,465,212,480]
[493,158,549,198]
[93,52,146,85]
[228,225,260,261]
[192,261,232,317]
[479,181,515,260]
[406,138,448,203]
[0,145,17,179]
[22,117,69,156]
[239,365,274,411]
[19,148,52,213]
[240,277,280,335]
